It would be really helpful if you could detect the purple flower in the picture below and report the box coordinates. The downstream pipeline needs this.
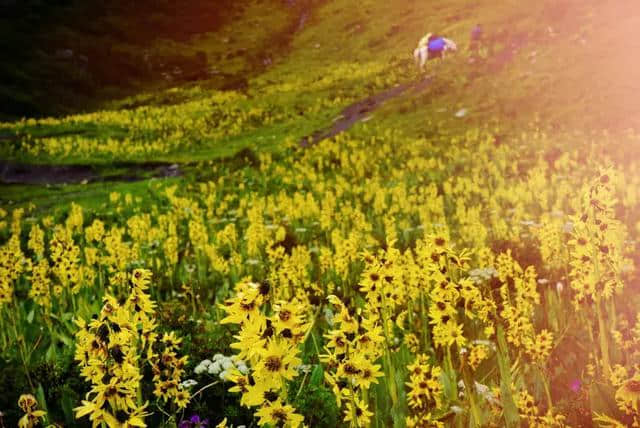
[179,414,209,428]
[570,379,581,393]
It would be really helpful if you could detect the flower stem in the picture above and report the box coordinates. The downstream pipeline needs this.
[595,298,611,376]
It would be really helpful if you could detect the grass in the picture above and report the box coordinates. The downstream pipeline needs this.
[5,0,640,216]
[0,0,296,119]
[0,178,182,217]
[1,1,640,427]
[1,0,639,247]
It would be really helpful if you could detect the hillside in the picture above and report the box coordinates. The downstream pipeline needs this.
[1,1,640,427]
[0,0,299,119]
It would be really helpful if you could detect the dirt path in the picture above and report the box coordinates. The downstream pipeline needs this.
[299,76,432,147]
[0,161,180,185]
[1,76,431,185]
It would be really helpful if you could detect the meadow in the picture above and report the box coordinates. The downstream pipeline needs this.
[1,0,640,427]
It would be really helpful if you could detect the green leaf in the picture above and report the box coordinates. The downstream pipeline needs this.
[496,325,520,428]
[35,384,50,425]
[45,342,57,362]
[54,332,73,348]
[310,364,324,387]
[61,389,75,424]
[589,381,622,420]
[440,369,457,401]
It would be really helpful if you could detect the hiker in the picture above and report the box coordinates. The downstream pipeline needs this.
[471,25,483,43]
[413,33,457,71]
[470,24,483,51]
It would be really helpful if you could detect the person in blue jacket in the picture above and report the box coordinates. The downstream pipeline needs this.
[414,33,457,70]
[427,34,447,59]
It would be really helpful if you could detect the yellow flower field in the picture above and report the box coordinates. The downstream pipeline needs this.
[2,0,640,427]
[2,120,640,426]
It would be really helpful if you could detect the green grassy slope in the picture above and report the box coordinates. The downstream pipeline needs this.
[1,2,640,427]
[285,0,640,132]
[2,0,639,206]
[0,0,295,119]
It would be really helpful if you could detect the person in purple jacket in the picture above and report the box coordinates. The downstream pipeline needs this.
[427,34,447,58]
[413,33,457,70]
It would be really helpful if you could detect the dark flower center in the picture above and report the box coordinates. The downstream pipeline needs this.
[241,302,255,311]
[627,380,640,393]
[105,386,118,398]
[279,310,291,322]
[115,410,129,423]
[272,409,288,423]
[264,391,279,402]
[265,356,282,372]
[259,282,270,296]
[343,363,360,375]
[111,346,125,364]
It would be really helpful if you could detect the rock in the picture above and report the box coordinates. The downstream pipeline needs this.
[454,108,468,118]
[386,24,401,38]
[55,49,74,60]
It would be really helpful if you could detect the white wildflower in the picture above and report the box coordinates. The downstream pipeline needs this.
[450,405,464,414]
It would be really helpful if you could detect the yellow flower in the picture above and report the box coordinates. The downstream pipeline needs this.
[255,399,304,428]
[524,329,554,363]
[241,382,272,408]
[343,396,372,427]
[174,390,190,409]
[254,339,301,390]
[220,287,263,325]
[229,317,266,363]
[351,354,383,389]
[272,300,307,337]
[405,358,443,411]
[616,374,640,413]
[18,394,46,428]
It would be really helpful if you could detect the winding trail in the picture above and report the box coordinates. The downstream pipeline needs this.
[1,76,432,185]
[0,160,180,185]
[299,76,432,147]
